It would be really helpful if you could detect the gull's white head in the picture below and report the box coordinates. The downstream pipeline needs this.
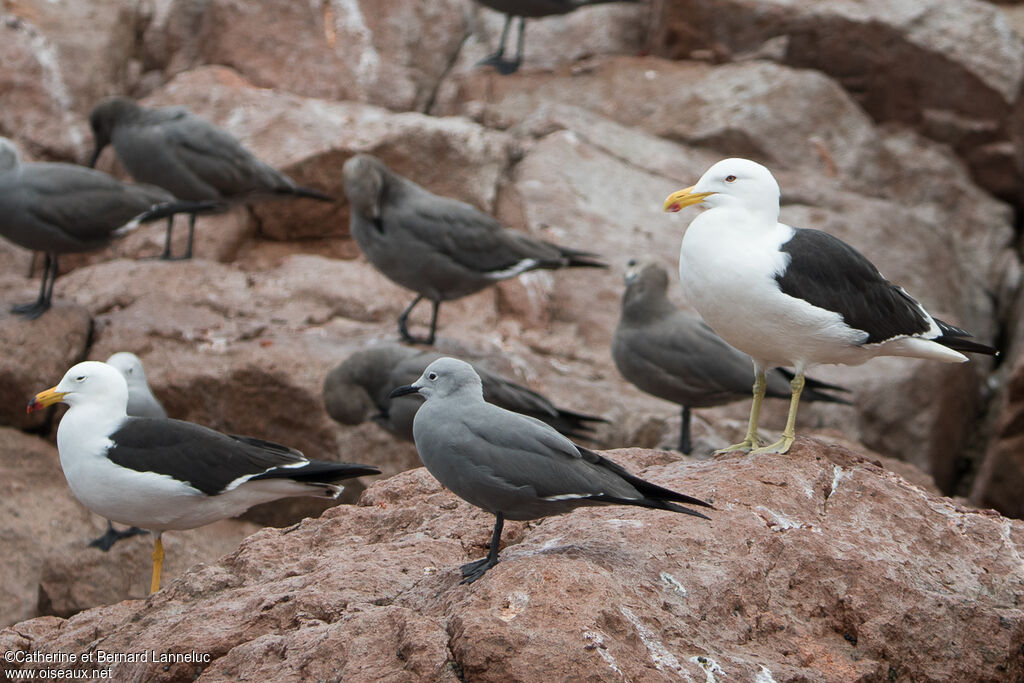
[388,357,483,402]
[106,352,149,388]
[664,158,781,220]
[28,361,129,413]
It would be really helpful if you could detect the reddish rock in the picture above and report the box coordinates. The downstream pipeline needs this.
[2,439,1021,681]
[972,354,1024,519]
[0,303,91,431]
[648,0,1024,203]
[0,16,87,159]
[142,0,470,112]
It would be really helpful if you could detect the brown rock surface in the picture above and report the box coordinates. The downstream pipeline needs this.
[0,303,91,431]
[0,426,260,627]
[141,0,470,112]
[972,354,1024,519]
[2,439,1021,681]
[648,0,1024,203]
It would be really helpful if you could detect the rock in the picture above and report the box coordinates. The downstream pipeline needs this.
[648,0,1024,204]
[0,426,260,627]
[141,0,470,112]
[0,303,91,431]
[2,439,1021,681]
[0,15,87,159]
[972,354,1024,519]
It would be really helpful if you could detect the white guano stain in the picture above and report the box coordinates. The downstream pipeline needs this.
[830,465,849,498]
[755,665,778,683]
[620,607,684,674]
[582,631,626,680]
[660,572,687,596]
[498,591,529,622]
[689,655,723,683]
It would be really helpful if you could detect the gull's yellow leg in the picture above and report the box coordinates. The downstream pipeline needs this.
[150,533,164,594]
[714,367,767,455]
[752,371,805,455]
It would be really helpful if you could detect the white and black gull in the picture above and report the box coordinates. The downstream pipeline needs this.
[389,357,711,584]
[663,157,997,455]
[88,97,333,260]
[29,361,380,593]
[342,154,606,345]
[612,259,850,454]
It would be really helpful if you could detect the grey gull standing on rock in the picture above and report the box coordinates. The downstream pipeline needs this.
[29,361,381,593]
[342,154,606,345]
[663,157,997,455]
[86,352,170,552]
[323,344,606,442]
[389,357,711,584]
[612,260,851,454]
[0,137,218,319]
[88,97,334,260]
[474,0,641,74]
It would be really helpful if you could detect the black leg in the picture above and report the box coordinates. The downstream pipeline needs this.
[11,252,56,319]
[184,212,196,260]
[398,295,440,345]
[88,520,149,552]
[460,513,504,584]
[478,15,524,75]
[679,405,692,454]
[159,216,175,260]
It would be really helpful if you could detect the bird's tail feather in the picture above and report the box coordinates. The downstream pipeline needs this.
[253,460,381,485]
[934,318,999,356]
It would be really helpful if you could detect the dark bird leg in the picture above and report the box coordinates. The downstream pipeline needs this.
[162,213,197,261]
[678,405,692,454]
[461,512,504,584]
[12,252,57,319]
[183,212,197,260]
[397,295,441,345]
[478,15,524,75]
[160,215,175,260]
[88,520,149,552]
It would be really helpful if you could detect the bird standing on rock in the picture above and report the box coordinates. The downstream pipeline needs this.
[612,260,851,454]
[342,154,606,345]
[88,97,334,260]
[29,361,380,593]
[323,344,606,443]
[474,0,642,74]
[390,357,711,584]
[0,138,217,319]
[664,158,997,455]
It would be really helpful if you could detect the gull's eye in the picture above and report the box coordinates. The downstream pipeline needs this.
[74,376,86,382]
[427,372,438,381]
[725,175,737,183]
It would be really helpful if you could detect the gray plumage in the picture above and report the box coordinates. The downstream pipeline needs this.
[322,344,605,442]
[88,97,333,260]
[106,352,167,419]
[342,154,606,345]
[612,261,851,453]
[0,137,209,319]
[474,0,642,73]
[389,357,711,583]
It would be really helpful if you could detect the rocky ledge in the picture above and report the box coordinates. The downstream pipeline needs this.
[1,438,1020,682]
